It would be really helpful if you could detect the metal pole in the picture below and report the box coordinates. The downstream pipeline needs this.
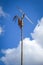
[21,21,23,65]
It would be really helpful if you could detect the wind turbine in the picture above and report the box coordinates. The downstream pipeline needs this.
[13,7,33,65]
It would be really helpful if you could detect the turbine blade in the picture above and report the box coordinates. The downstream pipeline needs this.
[17,7,24,14]
[25,15,33,24]
[13,15,18,23]
[13,15,18,20]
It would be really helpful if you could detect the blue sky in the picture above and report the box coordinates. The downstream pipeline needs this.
[0,0,43,49]
[0,0,43,65]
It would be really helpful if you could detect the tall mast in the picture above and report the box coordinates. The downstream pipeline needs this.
[21,20,23,65]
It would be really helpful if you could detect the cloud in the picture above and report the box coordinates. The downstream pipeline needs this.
[0,17,43,65]
[31,17,43,47]
[0,26,4,35]
[0,6,10,18]
[1,47,21,65]
[0,38,43,65]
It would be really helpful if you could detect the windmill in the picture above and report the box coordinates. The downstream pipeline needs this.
[13,7,33,65]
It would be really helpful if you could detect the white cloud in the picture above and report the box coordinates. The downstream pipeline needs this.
[1,38,43,65]
[0,26,4,35]
[31,17,43,47]
[0,6,10,18]
[1,47,21,65]
[0,17,43,65]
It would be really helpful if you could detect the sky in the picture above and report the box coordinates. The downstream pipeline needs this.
[0,0,43,65]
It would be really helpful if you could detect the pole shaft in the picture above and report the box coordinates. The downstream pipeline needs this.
[21,24,23,65]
